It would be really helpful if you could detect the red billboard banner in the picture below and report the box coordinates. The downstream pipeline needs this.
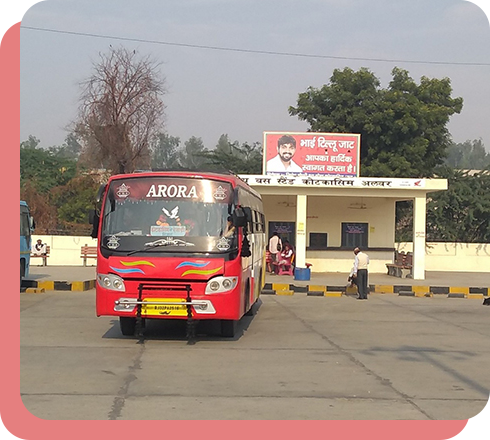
[263,131,360,177]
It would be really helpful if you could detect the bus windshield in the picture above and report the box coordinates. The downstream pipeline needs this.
[100,176,237,253]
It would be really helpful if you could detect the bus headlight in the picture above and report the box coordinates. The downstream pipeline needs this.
[205,276,238,294]
[209,281,220,291]
[97,273,126,292]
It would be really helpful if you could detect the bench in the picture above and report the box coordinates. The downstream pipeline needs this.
[81,244,97,266]
[31,245,50,266]
[386,251,413,278]
[275,255,295,276]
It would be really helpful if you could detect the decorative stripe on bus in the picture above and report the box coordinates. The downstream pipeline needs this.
[110,266,145,274]
[120,260,156,267]
[181,267,222,277]
[176,262,209,269]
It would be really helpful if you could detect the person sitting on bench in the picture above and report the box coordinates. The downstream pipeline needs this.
[32,239,47,256]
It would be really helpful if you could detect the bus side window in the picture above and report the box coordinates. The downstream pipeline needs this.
[242,207,253,232]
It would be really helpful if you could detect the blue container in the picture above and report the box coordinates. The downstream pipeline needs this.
[294,267,311,281]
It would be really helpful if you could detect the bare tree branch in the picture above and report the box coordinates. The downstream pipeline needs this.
[74,47,166,174]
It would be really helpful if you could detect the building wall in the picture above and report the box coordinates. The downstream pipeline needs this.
[31,235,490,274]
[262,194,395,248]
[32,235,98,266]
[396,242,490,273]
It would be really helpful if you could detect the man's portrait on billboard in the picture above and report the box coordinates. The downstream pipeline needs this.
[266,134,303,173]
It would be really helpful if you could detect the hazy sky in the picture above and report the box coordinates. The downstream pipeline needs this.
[9,1,490,151]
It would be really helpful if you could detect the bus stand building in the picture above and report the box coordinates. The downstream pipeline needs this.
[243,131,449,280]
[238,174,447,280]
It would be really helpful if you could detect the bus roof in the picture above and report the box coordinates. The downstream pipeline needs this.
[106,171,262,200]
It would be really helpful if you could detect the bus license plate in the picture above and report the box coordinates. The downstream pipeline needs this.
[141,298,188,316]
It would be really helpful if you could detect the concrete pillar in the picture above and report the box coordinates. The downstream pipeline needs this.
[412,195,426,280]
[296,194,307,268]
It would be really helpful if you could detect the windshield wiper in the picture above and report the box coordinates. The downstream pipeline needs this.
[127,238,195,256]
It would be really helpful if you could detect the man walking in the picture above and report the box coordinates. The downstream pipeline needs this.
[352,247,369,299]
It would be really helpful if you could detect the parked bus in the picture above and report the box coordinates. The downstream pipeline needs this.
[20,201,34,285]
[90,171,266,338]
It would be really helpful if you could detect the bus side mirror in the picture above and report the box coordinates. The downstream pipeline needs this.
[243,207,252,222]
[29,217,35,231]
[233,208,247,228]
[96,184,107,203]
[88,209,98,224]
[88,209,100,239]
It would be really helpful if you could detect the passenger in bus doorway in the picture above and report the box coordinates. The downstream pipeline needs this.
[352,247,369,299]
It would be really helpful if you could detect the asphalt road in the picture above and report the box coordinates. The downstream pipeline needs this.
[20,289,490,420]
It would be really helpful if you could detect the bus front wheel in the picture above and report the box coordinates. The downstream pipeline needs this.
[221,319,237,338]
[119,317,136,336]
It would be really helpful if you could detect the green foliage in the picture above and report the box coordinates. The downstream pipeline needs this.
[48,133,82,160]
[179,136,207,169]
[20,135,97,234]
[51,175,100,224]
[395,200,413,243]
[151,133,182,169]
[445,139,490,169]
[426,167,490,242]
[20,136,77,194]
[200,136,263,174]
[289,67,463,178]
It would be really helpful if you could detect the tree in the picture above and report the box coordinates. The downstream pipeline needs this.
[20,134,103,233]
[48,133,83,160]
[51,174,100,233]
[74,46,166,174]
[151,133,182,169]
[20,138,77,194]
[199,136,263,174]
[445,139,490,169]
[179,136,207,169]
[215,134,233,155]
[426,167,490,242]
[20,180,58,233]
[289,67,463,177]
[395,167,490,243]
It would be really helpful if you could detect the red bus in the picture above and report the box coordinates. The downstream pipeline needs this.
[90,171,266,338]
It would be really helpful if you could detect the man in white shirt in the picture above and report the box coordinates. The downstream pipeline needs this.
[352,247,369,299]
[268,232,282,274]
[32,239,47,256]
[266,135,302,173]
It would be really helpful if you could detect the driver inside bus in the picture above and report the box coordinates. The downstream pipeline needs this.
[223,216,236,238]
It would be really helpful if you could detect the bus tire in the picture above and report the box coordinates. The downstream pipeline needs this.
[221,319,237,338]
[244,280,253,316]
[119,317,136,336]
[245,299,255,316]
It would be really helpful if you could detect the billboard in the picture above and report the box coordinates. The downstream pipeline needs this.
[263,131,360,177]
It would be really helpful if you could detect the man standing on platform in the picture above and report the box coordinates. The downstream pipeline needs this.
[352,247,369,299]
[268,232,282,274]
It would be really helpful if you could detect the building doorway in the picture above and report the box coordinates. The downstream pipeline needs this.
[269,221,295,250]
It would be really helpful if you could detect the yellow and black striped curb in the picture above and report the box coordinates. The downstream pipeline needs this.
[21,280,490,298]
[22,279,96,292]
[262,283,489,299]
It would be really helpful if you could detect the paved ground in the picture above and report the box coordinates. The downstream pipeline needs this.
[19,288,490,421]
[26,265,490,287]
